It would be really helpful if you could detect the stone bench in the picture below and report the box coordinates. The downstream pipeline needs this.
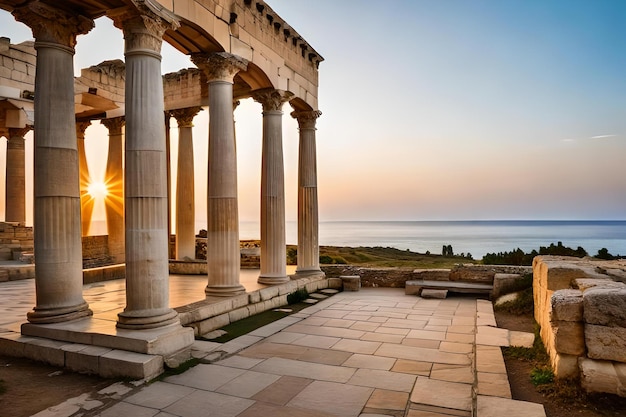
[405,280,493,296]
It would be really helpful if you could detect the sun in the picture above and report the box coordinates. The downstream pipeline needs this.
[87,181,109,199]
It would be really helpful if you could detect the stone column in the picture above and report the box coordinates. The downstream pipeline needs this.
[292,110,323,276]
[252,89,293,284]
[191,52,247,297]
[101,117,125,263]
[12,2,94,323]
[171,107,201,260]
[76,121,93,236]
[5,127,29,223]
[111,6,180,329]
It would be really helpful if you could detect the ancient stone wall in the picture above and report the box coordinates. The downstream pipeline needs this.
[0,222,33,261]
[321,264,531,289]
[81,235,114,268]
[533,255,626,396]
[0,37,36,99]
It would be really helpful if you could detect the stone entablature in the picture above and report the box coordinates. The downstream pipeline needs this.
[533,255,626,396]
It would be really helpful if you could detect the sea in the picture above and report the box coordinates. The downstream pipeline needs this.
[90,220,626,260]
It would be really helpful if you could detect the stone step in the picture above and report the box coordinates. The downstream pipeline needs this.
[0,330,164,380]
[406,279,493,296]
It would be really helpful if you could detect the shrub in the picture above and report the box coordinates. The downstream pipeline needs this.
[287,288,309,305]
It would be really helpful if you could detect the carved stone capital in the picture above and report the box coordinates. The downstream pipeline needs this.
[8,127,31,139]
[109,1,180,54]
[101,117,126,134]
[171,106,202,128]
[191,52,248,83]
[252,89,294,112]
[12,1,94,49]
[76,121,91,139]
[291,110,322,130]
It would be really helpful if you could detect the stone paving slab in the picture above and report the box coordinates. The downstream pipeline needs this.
[1,284,549,417]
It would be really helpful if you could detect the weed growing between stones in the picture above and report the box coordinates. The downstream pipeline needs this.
[287,288,309,304]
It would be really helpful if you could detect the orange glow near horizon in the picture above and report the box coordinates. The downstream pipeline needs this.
[87,181,109,199]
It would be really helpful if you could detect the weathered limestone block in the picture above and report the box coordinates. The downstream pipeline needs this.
[583,288,626,327]
[492,273,523,298]
[585,324,626,363]
[579,358,621,395]
[341,275,360,291]
[575,278,625,292]
[552,321,585,356]
[421,289,448,299]
[449,265,494,284]
[551,351,579,378]
[413,269,450,281]
[550,289,583,322]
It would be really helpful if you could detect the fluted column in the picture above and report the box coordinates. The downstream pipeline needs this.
[12,2,94,323]
[191,52,247,297]
[101,117,125,263]
[76,121,93,236]
[5,127,29,223]
[171,107,201,260]
[292,110,323,276]
[252,89,294,284]
[111,5,180,329]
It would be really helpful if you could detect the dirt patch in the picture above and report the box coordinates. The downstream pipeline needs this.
[0,355,114,417]
[494,309,626,417]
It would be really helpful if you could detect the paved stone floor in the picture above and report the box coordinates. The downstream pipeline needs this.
[1,276,545,417]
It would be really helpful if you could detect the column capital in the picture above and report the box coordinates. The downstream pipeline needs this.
[101,117,126,133]
[191,52,248,84]
[109,1,179,54]
[171,106,202,128]
[12,1,94,49]
[252,89,294,112]
[291,110,322,129]
[8,127,31,139]
[76,121,91,139]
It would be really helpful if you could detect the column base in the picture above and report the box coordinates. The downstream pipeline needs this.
[27,301,93,324]
[258,274,290,285]
[117,308,180,330]
[292,269,326,279]
[205,284,246,297]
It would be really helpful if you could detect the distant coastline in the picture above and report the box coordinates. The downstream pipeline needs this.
[86,219,626,260]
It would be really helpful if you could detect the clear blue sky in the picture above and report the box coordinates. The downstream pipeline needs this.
[1,1,625,223]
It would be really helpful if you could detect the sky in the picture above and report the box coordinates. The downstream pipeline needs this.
[1,0,625,227]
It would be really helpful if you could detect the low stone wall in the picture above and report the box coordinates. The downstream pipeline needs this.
[321,264,531,289]
[176,274,329,336]
[533,255,626,396]
[82,235,114,268]
[0,222,33,261]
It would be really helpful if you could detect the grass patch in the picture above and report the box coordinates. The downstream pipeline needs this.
[287,288,309,305]
[494,286,534,315]
[530,366,554,386]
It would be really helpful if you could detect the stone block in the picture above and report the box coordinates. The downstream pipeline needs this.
[583,288,626,327]
[551,289,583,322]
[248,290,261,304]
[195,313,230,335]
[65,345,112,374]
[492,273,528,299]
[229,307,250,322]
[449,265,494,284]
[579,358,619,395]
[259,285,279,301]
[421,289,448,299]
[328,277,342,289]
[23,338,67,367]
[412,269,450,281]
[552,321,585,356]
[99,350,163,380]
[585,324,626,362]
[551,351,579,378]
[341,275,360,291]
